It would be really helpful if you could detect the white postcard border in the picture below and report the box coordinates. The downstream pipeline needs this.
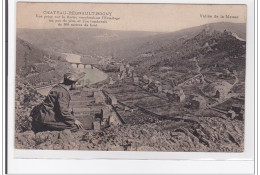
[7,0,255,174]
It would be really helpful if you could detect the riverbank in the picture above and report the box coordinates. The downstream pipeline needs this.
[35,53,108,95]
[63,53,108,86]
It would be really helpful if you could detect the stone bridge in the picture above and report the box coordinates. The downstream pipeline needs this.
[70,62,94,69]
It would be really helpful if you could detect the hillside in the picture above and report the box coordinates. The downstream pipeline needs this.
[130,28,246,94]
[17,22,246,60]
[15,22,246,152]
[17,28,158,57]
[16,37,74,87]
[118,22,246,61]
[16,38,49,73]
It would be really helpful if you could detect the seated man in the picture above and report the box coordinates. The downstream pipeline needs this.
[31,73,83,133]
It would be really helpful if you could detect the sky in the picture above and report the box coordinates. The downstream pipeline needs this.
[17,3,247,32]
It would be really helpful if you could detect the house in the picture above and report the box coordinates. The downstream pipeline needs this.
[133,77,139,84]
[154,81,162,92]
[173,87,184,94]
[203,81,232,99]
[166,90,174,97]
[157,85,163,92]
[120,65,125,72]
[127,67,134,77]
[125,64,131,77]
[148,77,153,84]
[174,94,186,102]
[143,75,149,84]
[117,74,121,80]
[163,88,170,94]
[94,91,106,104]
[238,111,245,120]
[109,77,115,85]
[120,71,126,79]
[101,105,111,119]
[109,112,122,126]
[172,87,185,102]
[107,94,117,105]
[142,84,149,90]
[155,81,161,86]
[93,118,101,130]
[190,95,207,109]
[232,104,242,114]
[148,82,158,93]
[227,110,236,119]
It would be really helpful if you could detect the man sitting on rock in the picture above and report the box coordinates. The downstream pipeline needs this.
[31,73,84,133]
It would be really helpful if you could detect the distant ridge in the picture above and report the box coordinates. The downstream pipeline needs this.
[17,22,246,59]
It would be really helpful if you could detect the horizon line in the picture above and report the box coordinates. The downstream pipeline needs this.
[16,21,246,33]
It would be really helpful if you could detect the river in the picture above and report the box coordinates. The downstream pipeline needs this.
[36,53,108,96]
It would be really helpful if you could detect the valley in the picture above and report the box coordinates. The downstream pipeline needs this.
[15,22,246,152]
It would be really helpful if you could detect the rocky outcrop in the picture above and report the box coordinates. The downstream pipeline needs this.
[15,77,45,133]
[15,115,244,152]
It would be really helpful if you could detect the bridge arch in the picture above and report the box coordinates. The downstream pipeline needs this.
[70,62,94,69]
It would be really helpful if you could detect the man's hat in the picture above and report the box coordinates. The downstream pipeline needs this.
[64,72,80,82]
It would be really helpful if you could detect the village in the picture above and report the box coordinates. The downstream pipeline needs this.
[70,61,245,131]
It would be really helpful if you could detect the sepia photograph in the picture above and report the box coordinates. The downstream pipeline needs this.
[15,3,247,152]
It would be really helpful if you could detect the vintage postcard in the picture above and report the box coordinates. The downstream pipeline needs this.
[15,2,246,152]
